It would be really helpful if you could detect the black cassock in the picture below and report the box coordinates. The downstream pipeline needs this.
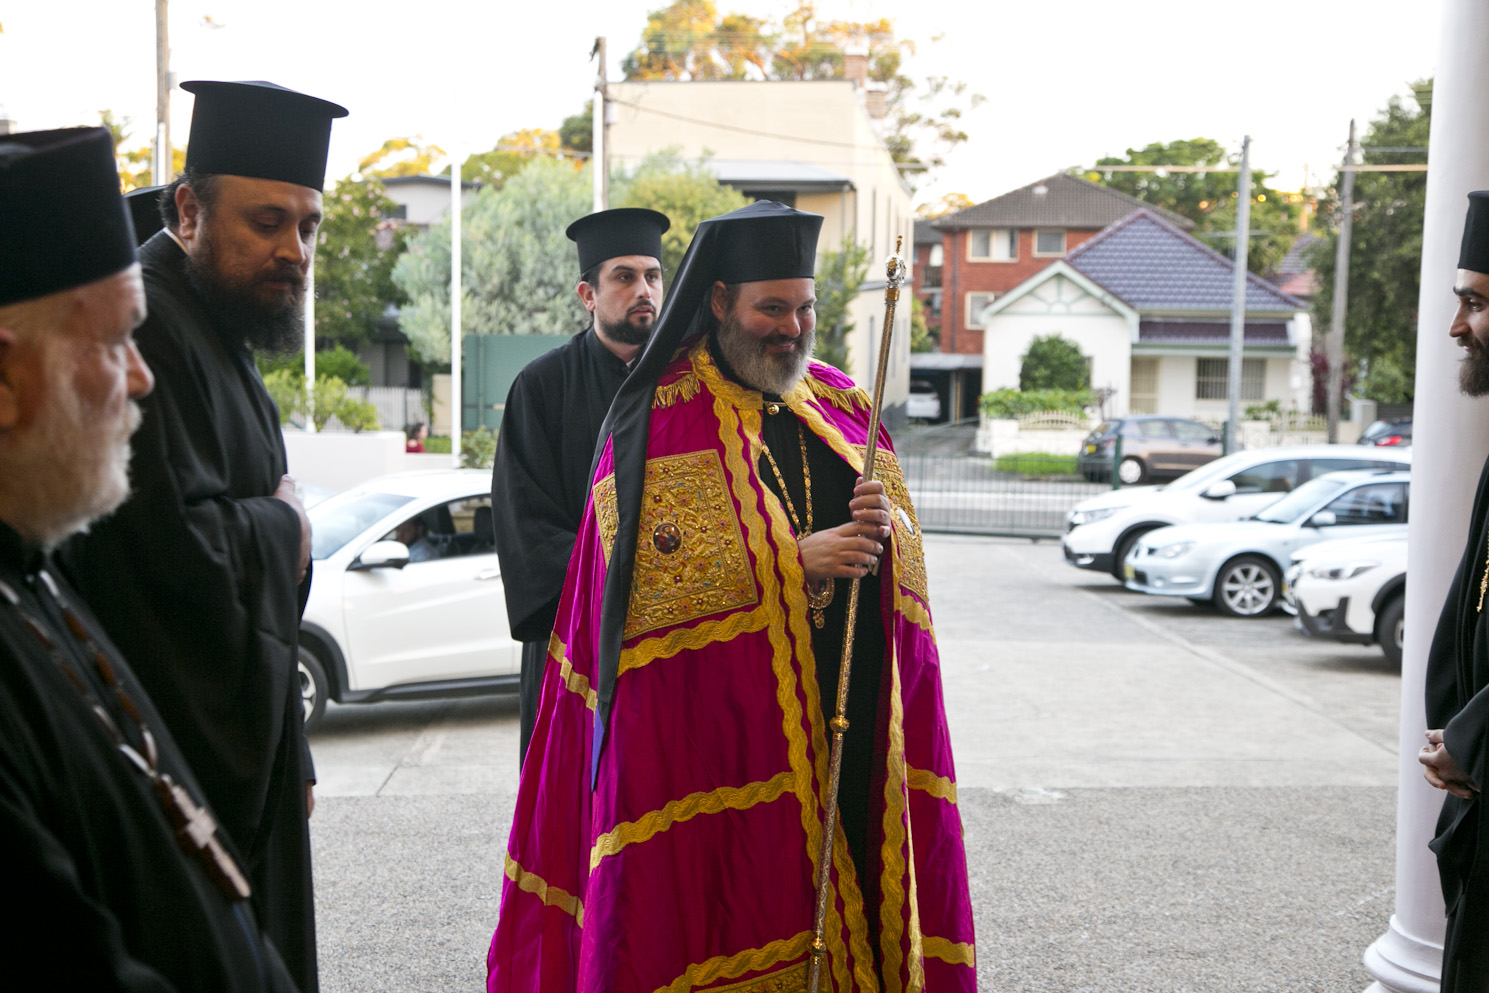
[60,232,317,992]
[0,522,296,992]
[1427,452,1489,993]
[491,328,629,764]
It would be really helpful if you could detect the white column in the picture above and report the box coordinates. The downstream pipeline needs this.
[1363,3,1489,990]
[450,153,463,469]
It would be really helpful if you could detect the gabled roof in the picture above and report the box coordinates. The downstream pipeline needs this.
[932,172,1194,232]
[1065,209,1306,314]
[913,219,940,245]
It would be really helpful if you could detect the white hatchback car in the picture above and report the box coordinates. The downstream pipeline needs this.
[1287,533,1407,666]
[1122,469,1410,617]
[1062,445,1411,581]
[298,470,520,730]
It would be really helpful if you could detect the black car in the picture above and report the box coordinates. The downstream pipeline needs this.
[1359,418,1412,447]
[1077,415,1224,485]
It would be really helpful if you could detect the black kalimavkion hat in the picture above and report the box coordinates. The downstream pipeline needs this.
[0,126,136,307]
[125,185,166,245]
[181,80,348,190]
[566,207,670,273]
[1460,191,1489,276]
[583,199,823,782]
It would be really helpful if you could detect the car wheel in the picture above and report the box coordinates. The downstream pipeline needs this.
[299,645,329,732]
[1378,595,1405,668]
[1118,456,1147,485]
[1213,555,1282,618]
[1110,526,1157,582]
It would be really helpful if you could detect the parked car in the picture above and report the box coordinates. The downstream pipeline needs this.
[1077,416,1223,484]
[1286,533,1407,666]
[1122,469,1410,617]
[298,470,520,730]
[1359,417,1412,447]
[1063,444,1412,581]
[906,379,942,421]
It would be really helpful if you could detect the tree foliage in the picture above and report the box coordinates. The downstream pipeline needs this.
[1310,81,1431,402]
[612,149,749,277]
[314,176,408,345]
[1085,137,1304,274]
[1019,334,1088,391]
[916,192,974,219]
[812,237,871,372]
[100,108,182,191]
[392,157,592,363]
[619,0,981,184]
[461,128,578,190]
[359,137,446,178]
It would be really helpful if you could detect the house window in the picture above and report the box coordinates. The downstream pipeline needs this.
[1034,229,1066,256]
[925,289,942,318]
[928,244,944,267]
[1195,357,1265,401]
[1130,357,1159,414]
[968,228,1016,262]
[965,292,995,329]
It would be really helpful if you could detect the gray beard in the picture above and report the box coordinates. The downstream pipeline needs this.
[1461,345,1489,396]
[715,312,814,395]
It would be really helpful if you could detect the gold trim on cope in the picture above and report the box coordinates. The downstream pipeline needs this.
[654,933,812,993]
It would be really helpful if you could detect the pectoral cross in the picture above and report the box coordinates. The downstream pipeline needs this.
[157,774,252,901]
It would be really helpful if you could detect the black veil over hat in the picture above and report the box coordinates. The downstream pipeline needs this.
[566,207,670,273]
[1461,191,1489,276]
[182,80,348,190]
[125,185,166,246]
[0,127,136,307]
[585,199,823,782]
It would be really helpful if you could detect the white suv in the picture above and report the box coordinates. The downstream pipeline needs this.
[1062,445,1411,581]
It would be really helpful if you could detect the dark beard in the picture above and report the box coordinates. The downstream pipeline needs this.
[1461,344,1489,396]
[182,231,307,355]
[714,311,814,394]
[597,312,653,347]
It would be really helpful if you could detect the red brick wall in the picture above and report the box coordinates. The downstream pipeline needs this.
[939,227,1101,355]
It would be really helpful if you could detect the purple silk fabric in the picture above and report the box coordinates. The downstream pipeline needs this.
[487,345,975,992]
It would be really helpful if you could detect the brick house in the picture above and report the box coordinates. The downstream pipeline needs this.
[912,174,1192,420]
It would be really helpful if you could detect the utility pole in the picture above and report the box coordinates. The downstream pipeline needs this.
[153,0,171,185]
[1226,137,1253,453]
[1326,120,1357,443]
[591,36,608,212]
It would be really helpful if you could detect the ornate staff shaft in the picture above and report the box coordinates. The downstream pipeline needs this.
[808,235,906,993]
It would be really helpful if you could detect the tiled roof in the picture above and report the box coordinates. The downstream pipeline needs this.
[931,172,1194,231]
[913,219,940,245]
[1273,233,1321,276]
[1138,320,1291,345]
[1066,210,1305,314]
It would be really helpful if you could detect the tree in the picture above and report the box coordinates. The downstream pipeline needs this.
[1019,334,1088,391]
[812,237,871,371]
[392,157,592,363]
[1310,81,1431,403]
[909,296,935,353]
[1086,138,1304,274]
[100,108,182,191]
[559,102,594,155]
[916,192,973,219]
[314,175,408,346]
[619,1,981,185]
[611,149,749,277]
[359,137,446,178]
[461,129,577,190]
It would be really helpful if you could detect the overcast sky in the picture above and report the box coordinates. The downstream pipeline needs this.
[0,0,1442,208]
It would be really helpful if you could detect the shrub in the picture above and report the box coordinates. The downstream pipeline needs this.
[461,426,498,469]
[263,368,306,425]
[979,388,1094,419]
[993,452,1081,477]
[315,344,370,386]
[424,434,452,454]
[1019,334,1088,390]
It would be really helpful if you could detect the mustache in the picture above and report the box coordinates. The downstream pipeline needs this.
[258,265,306,287]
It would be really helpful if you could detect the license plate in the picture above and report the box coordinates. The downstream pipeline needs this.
[1123,563,1135,580]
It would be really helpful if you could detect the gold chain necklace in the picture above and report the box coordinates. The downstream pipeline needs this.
[1479,533,1489,612]
[761,417,835,628]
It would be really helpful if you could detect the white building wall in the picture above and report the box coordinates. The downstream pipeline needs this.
[1155,355,1197,416]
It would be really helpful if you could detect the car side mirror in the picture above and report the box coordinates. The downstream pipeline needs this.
[1209,433,1221,444]
[1309,510,1338,528]
[1202,480,1237,500]
[351,540,411,571]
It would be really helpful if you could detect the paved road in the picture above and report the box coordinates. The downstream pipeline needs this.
[308,534,1402,992]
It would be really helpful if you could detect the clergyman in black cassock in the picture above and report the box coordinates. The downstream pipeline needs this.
[491,207,669,764]
[59,80,348,993]
[1424,190,1489,993]
[0,125,295,992]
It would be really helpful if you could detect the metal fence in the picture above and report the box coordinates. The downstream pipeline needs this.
[343,386,425,433]
[897,420,1106,538]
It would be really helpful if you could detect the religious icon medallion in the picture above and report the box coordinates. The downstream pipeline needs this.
[652,522,683,554]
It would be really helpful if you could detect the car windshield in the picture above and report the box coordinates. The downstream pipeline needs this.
[309,491,415,560]
[1156,451,1253,493]
[1253,477,1349,524]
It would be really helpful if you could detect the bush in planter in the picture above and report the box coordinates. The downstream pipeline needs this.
[978,388,1094,419]
[1019,334,1088,390]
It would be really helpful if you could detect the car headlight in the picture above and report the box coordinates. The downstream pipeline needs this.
[1306,560,1380,581]
[1155,541,1195,559]
[1069,507,1121,527]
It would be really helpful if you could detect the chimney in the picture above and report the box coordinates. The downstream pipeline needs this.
[843,51,868,89]
[864,88,887,119]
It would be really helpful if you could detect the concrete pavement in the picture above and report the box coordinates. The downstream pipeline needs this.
[308,534,1402,991]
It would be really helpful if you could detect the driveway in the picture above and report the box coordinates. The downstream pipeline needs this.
[308,534,1401,992]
